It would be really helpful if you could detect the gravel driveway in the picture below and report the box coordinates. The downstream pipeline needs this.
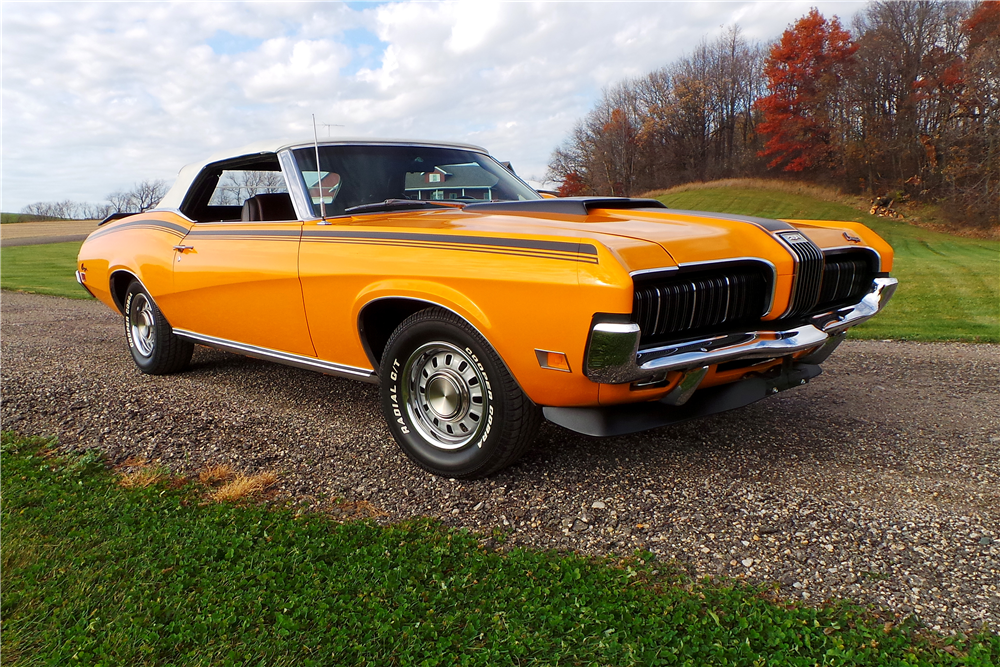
[2,291,997,633]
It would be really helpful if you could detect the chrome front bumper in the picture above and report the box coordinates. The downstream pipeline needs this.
[585,277,898,384]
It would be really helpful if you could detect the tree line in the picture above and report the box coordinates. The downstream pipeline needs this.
[19,170,289,221]
[21,179,169,221]
[547,1,999,227]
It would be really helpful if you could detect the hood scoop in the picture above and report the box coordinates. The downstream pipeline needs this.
[464,197,667,217]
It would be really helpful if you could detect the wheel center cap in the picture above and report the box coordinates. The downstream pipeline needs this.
[426,375,462,419]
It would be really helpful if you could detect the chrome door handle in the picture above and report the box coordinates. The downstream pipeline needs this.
[173,245,195,252]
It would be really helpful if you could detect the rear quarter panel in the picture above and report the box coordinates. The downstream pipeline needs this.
[76,214,191,311]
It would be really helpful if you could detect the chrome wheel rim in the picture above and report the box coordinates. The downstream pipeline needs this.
[402,342,489,450]
[129,293,156,358]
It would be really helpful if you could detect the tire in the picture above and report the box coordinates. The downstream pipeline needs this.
[379,308,541,479]
[123,280,193,375]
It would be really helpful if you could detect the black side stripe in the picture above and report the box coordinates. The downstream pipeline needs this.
[87,218,189,240]
[187,228,301,239]
[87,220,599,264]
[304,237,598,263]
[303,229,598,257]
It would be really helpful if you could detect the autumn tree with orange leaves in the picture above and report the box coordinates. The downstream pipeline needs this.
[756,9,857,173]
[549,2,998,227]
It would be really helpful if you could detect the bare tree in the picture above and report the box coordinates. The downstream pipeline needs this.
[548,25,766,195]
[20,200,80,219]
[130,179,168,212]
[80,202,114,220]
[547,81,646,196]
[106,190,133,214]
[104,179,169,213]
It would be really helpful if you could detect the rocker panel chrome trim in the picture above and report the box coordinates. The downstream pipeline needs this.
[173,329,377,383]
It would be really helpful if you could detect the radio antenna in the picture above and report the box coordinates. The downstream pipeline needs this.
[312,114,327,219]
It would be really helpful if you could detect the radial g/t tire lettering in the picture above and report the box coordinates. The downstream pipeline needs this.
[379,308,541,478]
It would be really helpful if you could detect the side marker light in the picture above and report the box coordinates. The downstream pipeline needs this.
[535,349,571,373]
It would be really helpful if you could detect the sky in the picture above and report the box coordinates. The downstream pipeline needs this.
[1,1,868,212]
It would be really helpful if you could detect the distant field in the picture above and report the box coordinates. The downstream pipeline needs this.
[655,188,1000,343]
[1,241,91,299]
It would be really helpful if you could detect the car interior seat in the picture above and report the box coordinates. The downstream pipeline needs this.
[241,193,296,222]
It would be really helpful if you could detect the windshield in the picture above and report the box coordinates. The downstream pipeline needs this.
[292,144,540,217]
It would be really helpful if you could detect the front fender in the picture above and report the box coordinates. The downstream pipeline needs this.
[354,279,493,336]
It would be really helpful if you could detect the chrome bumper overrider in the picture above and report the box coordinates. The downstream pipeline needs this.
[585,277,897,384]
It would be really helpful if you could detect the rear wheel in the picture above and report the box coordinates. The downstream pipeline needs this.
[380,308,541,478]
[123,280,193,375]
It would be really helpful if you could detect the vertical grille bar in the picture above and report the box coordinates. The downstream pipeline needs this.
[780,232,824,316]
[817,252,875,308]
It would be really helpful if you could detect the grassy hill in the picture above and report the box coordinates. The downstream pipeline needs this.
[650,183,999,343]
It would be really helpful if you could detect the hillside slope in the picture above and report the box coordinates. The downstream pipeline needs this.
[652,186,999,343]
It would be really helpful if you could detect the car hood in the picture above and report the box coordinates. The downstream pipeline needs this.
[452,206,804,274]
[343,199,884,275]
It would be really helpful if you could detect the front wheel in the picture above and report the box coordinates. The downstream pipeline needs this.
[380,308,541,478]
[123,280,193,375]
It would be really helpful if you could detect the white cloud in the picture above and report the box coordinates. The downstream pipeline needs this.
[1,0,865,211]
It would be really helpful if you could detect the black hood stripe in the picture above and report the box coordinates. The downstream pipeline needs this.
[659,209,796,233]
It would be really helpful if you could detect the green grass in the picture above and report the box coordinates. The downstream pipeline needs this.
[655,188,1000,343]
[1,213,66,224]
[3,433,997,666]
[0,241,92,299]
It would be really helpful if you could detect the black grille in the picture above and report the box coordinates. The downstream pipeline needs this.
[816,251,876,310]
[632,265,770,344]
[780,232,824,316]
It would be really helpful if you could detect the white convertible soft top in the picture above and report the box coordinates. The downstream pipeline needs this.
[156,137,489,211]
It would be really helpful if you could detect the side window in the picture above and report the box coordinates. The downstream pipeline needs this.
[208,170,288,206]
[181,155,293,222]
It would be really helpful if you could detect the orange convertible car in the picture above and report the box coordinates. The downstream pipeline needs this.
[78,139,897,477]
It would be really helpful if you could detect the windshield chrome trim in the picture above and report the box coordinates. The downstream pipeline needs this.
[278,148,318,221]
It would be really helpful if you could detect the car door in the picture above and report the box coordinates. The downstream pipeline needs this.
[162,166,316,357]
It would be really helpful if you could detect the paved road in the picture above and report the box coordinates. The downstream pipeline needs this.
[2,291,997,632]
